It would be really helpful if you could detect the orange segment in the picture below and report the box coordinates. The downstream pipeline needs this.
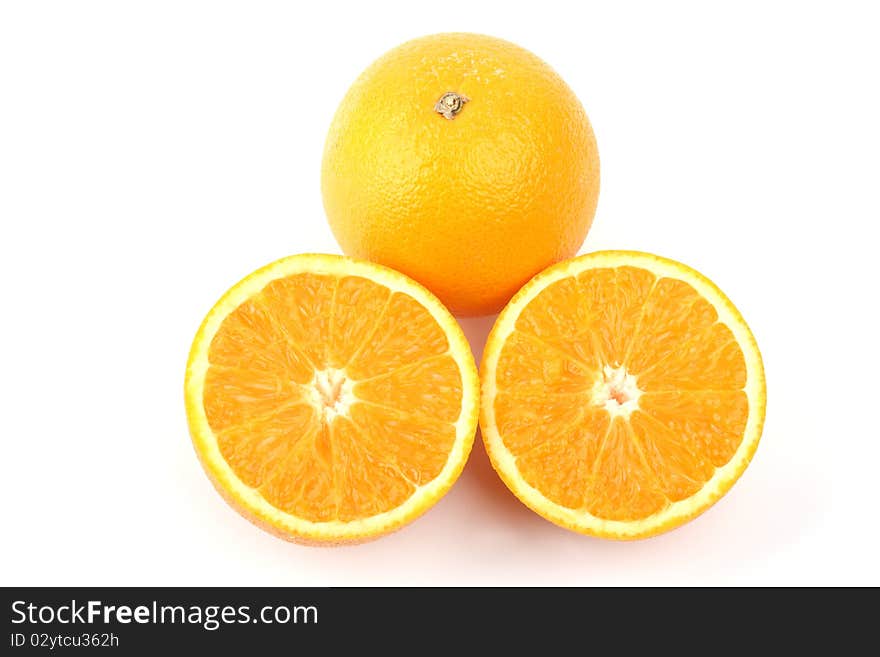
[576,265,657,364]
[258,424,335,522]
[639,390,750,467]
[516,407,610,509]
[259,273,337,368]
[345,292,450,379]
[480,251,766,539]
[216,404,318,489]
[516,275,589,339]
[347,403,456,486]
[185,254,479,544]
[207,298,313,382]
[637,322,748,392]
[495,332,594,396]
[353,354,463,423]
[626,276,746,391]
[203,366,306,431]
[512,266,656,374]
[628,411,714,502]
[329,417,415,522]
[625,277,717,373]
[327,275,390,368]
[493,392,588,455]
[583,418,667,521]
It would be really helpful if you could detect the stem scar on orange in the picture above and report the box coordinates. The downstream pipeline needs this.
[185,254,479,544]
[480,251,766,539]
[321,33,600,316]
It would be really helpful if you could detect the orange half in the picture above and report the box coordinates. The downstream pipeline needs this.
[185,254,479,544]
[480,251,766,539]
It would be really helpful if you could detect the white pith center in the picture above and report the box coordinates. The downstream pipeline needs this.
[592,364,643,418]
[309,368,355,421]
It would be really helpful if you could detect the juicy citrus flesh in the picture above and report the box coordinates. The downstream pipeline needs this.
[480,251,766,539]
[322,33,600,316]
[185,254,479,544]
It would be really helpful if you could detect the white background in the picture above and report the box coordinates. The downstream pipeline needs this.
[2,1,878,586]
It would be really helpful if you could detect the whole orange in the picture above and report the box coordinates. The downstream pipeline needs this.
[321,33,600,316]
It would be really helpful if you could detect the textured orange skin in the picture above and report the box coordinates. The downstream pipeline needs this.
[321,33,600,316]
